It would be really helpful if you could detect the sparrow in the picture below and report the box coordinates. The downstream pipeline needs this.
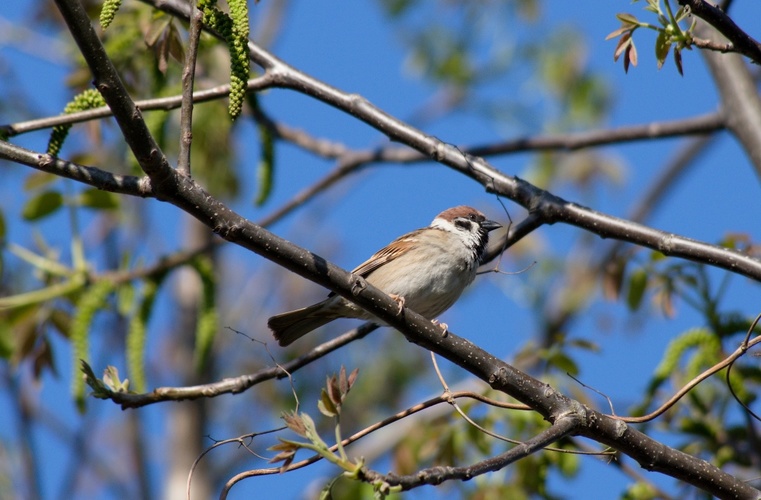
[268,206,502,346]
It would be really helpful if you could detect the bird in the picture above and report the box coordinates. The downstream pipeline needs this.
[268,205,502,346]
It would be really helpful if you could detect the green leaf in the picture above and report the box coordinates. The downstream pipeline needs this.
[0,320,12,359]
[22,191,63,221]
[627,269,648,310]
[80,188,119,210]
[24,171,59,191]
[655,30,670,70]
[381,0,415,17]
[318,388,338,417]
[192,256,217,373]
[549,351,579,376]
[0,209,5,240]
[615,13,639,26]
[567,338,600,352]
[649,250,667,261]
[254,124,275,206]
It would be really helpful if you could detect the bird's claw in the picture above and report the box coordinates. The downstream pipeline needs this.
[432,319,449,337]
[389,294,406,316]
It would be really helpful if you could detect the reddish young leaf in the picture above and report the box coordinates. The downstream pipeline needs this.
[674,47,684,75]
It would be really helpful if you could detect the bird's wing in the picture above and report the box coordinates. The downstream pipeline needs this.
[351,230,422,278]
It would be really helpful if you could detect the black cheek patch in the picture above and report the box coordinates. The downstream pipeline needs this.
[454,219,471,230]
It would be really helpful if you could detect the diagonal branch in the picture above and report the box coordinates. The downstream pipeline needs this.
[64,153,755,498]
[12,3,760,496]
[54,0,172,184]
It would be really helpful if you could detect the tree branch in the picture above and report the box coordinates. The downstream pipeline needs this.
[465,113,725,154]
[0,140,152,196]
[695,19,761,179]
[83,163,757,497]
[54,0,173,185]
[104,324,379,409]
[679,0,761,64]
[358,415,579,490]
[1,76,273,138]
[177,4,204,175]
[11,2,759,496]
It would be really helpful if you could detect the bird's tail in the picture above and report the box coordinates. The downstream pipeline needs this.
[268,299,339,346]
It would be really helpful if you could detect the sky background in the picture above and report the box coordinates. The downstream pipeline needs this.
[2,1,761,499]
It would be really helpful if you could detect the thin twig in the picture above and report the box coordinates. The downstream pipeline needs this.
[726,314,761,422]
[430,352,602,454]
[1,76,273,137]
[355,416,580,491]
[678,0,761,64]
[692,36,736,53]
[107,323,379,409]
[177,5,205,175]
[613,334,761,423]
[220,388,539,497]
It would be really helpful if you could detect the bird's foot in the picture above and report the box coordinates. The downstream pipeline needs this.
[432,319,449,337]
[389,294,406,316]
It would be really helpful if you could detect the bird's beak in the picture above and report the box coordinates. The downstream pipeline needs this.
[481,219,502,232]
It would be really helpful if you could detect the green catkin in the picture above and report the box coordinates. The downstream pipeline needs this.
[192,256,218,373]
[227,0,250,119]
[71,279,113,412]
[47,89,106,157]
[255,123,274,205]
[246,94,276,205]
[650,328,717,395]
[126,278,162,393]
[99,0,123,30]
[198,0,250,119]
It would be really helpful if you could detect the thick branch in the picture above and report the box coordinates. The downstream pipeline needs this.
[15,2,759,496]
[104,163,757,498]
[40,4,761,286]
[54,0,172,185]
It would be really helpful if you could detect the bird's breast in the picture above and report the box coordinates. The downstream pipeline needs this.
[365,241,477,319]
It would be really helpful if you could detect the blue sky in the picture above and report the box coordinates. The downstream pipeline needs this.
[2,1,761,499]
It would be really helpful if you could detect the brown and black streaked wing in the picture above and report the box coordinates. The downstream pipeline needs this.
[350,230,423,278]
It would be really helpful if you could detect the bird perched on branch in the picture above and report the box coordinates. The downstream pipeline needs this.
[268,205,501,346]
